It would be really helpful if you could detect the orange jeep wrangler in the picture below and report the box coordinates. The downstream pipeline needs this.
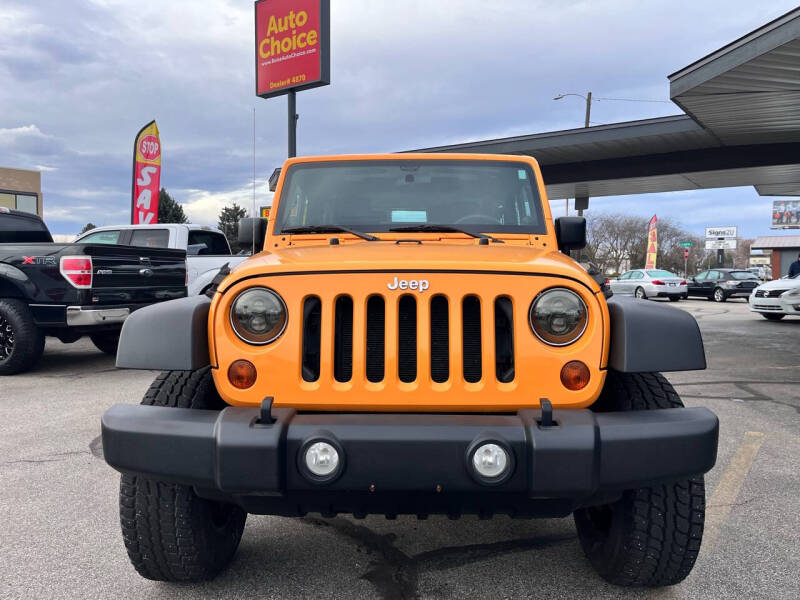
[102,154,718,586]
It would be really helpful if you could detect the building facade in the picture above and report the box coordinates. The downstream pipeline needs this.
[0,166,42,216]
[752,236,800,278]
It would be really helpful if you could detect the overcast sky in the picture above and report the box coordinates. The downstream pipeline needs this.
[1,0,796,237]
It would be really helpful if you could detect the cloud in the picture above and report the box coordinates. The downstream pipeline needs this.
[179,179,274,226]
[0,0,797,238]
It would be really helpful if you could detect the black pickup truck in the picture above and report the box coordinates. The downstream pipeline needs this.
[0,208,187,375]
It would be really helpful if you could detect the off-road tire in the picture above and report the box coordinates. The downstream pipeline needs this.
[0,299,45,375]
[712,287,726,302]
[634,287,647,300]
[761,313,785,321]
[574,371,705,587]
[119,368,247,581]
[90,332,120,356]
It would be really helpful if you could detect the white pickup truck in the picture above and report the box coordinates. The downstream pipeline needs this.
[75,224,249,295]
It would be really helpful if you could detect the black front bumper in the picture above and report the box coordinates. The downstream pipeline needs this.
[101,405,718,518]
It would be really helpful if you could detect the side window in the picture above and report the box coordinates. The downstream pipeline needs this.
[187,230,231,255]
[619,272,631,280]
[130,229,170,248]
[79,230,121,244]
[695,271,707,280]
[631,271,644,279]
[709,271,722,280]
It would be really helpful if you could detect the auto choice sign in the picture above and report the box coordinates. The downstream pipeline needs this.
[255,0,330,99]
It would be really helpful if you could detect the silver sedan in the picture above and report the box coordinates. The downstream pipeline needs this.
[608,269,688,301]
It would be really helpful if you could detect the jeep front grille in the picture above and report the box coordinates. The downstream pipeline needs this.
[301,293,516,385]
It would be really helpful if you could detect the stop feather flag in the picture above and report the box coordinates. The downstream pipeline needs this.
[131,120,161,224]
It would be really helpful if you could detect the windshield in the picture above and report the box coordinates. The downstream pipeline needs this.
[730,271,759,280]
[274,160,547,235]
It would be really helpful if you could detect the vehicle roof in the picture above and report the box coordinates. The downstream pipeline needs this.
[0,208,43,221]
[82,223,221,233]
[281,153,541,169]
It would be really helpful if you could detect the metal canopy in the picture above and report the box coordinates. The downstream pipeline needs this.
[410,8,800,200]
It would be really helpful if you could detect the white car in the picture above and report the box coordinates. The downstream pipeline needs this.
[608,269,687,301]
[75,224,250,295]
[748,274,800,320]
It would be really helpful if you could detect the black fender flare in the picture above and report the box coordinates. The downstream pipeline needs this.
[606,296,706,372]
[116,295,210,371]
[0,263,36,299]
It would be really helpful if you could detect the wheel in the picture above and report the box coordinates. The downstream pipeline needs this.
[90,332,119,356]
[634,287,647,299]
[681,293,688,300]
[761,313,785,321]
[573,371,705,587]
[669,296,680,302]
[0,299,45,376]
[119,368,247,581]
[712,287,726,302]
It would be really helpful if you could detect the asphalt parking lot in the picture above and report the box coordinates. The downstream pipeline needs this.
[1,298,798,600]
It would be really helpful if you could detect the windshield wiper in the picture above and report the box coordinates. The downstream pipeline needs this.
[389,224,504,243]
[281,225,379,241]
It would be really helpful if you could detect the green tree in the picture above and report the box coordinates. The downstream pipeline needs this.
[157,188,188,224]
[79,222,97,234]
[218,202,248,252]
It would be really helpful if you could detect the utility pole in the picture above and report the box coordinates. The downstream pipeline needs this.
[584,91,592,128]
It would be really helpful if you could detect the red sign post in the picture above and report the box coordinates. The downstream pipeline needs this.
[255,0,330,156]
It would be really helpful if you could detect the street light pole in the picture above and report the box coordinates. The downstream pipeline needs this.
[584,91,592,128]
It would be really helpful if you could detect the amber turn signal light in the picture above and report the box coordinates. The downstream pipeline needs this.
[560,361,590,391]
[228,359,257,389]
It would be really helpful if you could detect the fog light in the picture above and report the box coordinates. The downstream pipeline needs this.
[305,442,340,478]
[561,360,590,390]
[228,359,257,389]
[472,443,509,479]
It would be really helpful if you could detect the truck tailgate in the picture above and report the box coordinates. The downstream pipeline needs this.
[86,244,186,304]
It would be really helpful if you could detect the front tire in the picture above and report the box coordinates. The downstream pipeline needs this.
[119,368,247,581]
[0,299,45,375]
[669,296,680,302]
[634,287,647,300]
[761,313,785,321]
[90,332,119,356]
[713,287,726,302]
[574,371,705,587]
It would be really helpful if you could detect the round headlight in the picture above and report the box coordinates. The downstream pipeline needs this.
[230,287,287,344]
[529,288,587,346]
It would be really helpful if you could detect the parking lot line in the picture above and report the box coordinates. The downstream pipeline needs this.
[648,430,765,598]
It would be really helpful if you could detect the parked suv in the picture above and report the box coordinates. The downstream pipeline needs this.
[687,268,760,302]
[101,154,717,587]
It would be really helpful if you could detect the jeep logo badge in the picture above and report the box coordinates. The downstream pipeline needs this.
[387,277,429,292]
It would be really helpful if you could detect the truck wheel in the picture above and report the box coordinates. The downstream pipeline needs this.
[712,287,726,302]
[761,313,785,321]
[0,299,45,376]
[573,371,705,587]
[90,332,120,356]
[119,368,247,581]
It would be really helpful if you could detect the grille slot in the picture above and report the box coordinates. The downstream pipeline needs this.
[366,296,385,382]
[334,296,353,382]
[430,295,450,383]
[462,296,482,383]
[301,296,321,382]
[494,297,515,382]
[398,295,417,383]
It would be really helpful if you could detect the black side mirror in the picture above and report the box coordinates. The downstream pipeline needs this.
[238,217,268,249]
[555,216,586,252]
